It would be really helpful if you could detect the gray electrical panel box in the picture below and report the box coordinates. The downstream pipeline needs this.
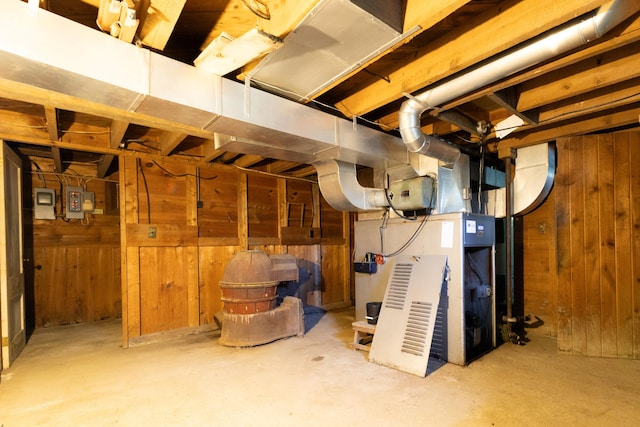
[66,186,84,219]
[34,188,56,220]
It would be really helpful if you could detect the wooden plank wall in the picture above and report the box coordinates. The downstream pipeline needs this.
[121,155,352,345]
[554,132,640,359]
[518,190,558,338]
[26,159,121,327]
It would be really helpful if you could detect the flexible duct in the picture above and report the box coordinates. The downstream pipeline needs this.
[399,0,637,157]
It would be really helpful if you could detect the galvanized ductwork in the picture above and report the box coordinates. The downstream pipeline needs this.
[398,0,637,157]
[1,1,636,214]
[0,1,410,172]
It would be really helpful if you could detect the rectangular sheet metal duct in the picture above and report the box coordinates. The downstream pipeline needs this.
[0,1,412,171]
[248,0,407,101]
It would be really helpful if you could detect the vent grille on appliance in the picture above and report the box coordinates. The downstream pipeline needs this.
[401,301,433,356]
[385,263,413,310]
[430,290,448,360]
[368,254,448,377]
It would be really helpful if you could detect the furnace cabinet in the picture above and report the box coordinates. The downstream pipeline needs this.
[355,212,496,366]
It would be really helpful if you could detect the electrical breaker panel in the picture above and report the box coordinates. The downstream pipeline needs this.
[66,186,84,219]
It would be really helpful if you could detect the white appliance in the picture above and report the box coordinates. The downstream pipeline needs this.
[355,212,496,369]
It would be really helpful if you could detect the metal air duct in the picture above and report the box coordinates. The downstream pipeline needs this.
[248,0,411,102]
[0,1,410,172]
[398,0,638,156]
[314,160,387,211]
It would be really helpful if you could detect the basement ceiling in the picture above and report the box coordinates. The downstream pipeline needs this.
[1,0,639,179]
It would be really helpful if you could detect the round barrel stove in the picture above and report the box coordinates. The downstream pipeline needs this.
[219,249,279,314]
[218,249,305,347]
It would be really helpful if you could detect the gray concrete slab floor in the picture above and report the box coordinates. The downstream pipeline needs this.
[1,307,639,426]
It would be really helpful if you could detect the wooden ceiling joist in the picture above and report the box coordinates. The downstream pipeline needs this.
[488,88,540,126]
[336,0,610,117]
[97,154,115,179]
[496,106,640,157]
[159,131,187,156]
[233,154,265,168]
[50,146,63,173]
[435,110,483,137]
[110,119,130,150]
[44,106,59,142]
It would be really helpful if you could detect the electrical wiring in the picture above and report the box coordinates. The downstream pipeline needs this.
[152,160,218,180]
[241,0,270,20]
[230,163,318,183]
[137,158,151,224]
[383,213,430,258]
[384,187,417,221]
[377,176,436,258]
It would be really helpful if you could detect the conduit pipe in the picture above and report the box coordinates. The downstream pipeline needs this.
[398,0,637,157]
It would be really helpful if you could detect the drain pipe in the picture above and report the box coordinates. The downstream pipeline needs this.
[398,0,636,157]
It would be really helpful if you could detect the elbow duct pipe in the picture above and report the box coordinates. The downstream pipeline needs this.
[314,160,387,211]
[398,0,636,156]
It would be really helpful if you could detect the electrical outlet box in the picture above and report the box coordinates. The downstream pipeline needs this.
[34,188,56,220]
[66,186,84,219]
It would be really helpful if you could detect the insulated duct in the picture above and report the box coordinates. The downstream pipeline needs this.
[398,0,637,157]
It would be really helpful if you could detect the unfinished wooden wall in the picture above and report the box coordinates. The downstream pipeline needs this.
[554,132,640,359]
[518,190,558,338]
[25,159,121,327]
[120,155,352,345]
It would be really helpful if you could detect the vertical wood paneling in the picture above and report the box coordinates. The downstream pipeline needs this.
[614,133,633,358]
[631,132,640,358]
[247,174,278,238]
[117,155,352,342]
[583,138,602,356]
[598,134,617,357]
[556,137,573,352]
[521,190,557,337]
[140,247,189,334]
[321,245,349,306]
[198,167,238,238]
[125,246,141,339]
[556,132,640,359]
[198,246,236,324]
[27,157,122,329]
[569,137,588,354]
[32,246,121,327]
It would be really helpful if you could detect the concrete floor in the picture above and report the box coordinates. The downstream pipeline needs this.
[1,307,639,427]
